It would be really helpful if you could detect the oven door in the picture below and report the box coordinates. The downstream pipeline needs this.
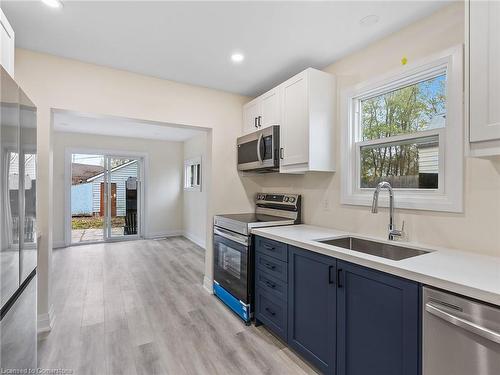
[213,227,249,303]
[237,126,279,171]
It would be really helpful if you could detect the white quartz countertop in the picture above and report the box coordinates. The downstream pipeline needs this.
[251,224,500,306]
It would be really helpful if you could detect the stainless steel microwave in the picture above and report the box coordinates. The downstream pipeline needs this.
[237,125,280,172]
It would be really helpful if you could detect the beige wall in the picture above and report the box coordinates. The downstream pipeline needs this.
[52,131,185,246]
[14,49,260,318]
[245,2,500,257]
[183,133,208,248]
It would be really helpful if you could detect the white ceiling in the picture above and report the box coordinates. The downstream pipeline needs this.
[53,111,207,141]
[2,1,449,96]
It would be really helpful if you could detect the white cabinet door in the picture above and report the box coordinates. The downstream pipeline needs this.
[281,72,309,167]
[242,99,261,134]
[0,9,15,77]
[469,0,500,142]
[260,87,280,129]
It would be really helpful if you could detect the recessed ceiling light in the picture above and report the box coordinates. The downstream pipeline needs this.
[41,0,63,9]
[231,53,245,64]
[360,14,379,27]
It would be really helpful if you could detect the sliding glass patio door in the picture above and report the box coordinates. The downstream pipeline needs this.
[104,156,141,241]
[70,153,142,244]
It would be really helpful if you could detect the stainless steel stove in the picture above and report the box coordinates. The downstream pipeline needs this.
[212,193,301,324]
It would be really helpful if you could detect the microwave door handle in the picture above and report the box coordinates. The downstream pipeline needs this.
[257,133,264,164]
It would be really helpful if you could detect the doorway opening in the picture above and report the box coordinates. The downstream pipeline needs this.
[69,153,142,244]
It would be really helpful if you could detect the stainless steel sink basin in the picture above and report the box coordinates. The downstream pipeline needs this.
[316,237,431,261]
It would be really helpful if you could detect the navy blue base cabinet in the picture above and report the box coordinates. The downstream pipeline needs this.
[288,246,337,375]
[253,236,421,375]
[336,261,420,375]
[254,236,289,341]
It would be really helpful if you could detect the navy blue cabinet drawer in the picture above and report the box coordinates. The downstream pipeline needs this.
[256,267,287,301]
[255,290,287,341]
[255,236,288,262]
[256,252,287,282]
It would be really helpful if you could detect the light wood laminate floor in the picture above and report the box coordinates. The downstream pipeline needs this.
[38,237,317,375]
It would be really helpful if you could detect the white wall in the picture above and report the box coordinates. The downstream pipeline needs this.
[52,131,184,247]
[244,3,500,257]
[14,48,261,321]
[183,133,208,248]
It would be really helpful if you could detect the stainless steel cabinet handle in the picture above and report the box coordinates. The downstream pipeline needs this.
[426,302,500,344]
[258,116,262,127]
[279,148,284,159]
[254,117,258,128]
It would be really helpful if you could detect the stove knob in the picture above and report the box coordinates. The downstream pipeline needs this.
[284,196,289,202]
[289,197,296,203]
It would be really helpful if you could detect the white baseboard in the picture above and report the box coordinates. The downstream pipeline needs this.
[53,241,67,249]
[145,230,184,240]
[203,275,213,294]
[183,231,206,249]
[37,304,55,335]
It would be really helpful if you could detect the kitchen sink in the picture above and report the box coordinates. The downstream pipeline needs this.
[315,237,431,261]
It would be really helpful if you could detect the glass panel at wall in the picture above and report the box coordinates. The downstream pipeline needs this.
[1,68,20,307]
[70,153,105,244]
[107,157,139,238]
[19,89,37,282]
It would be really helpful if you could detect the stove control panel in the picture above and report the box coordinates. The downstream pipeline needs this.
[256,193,300,207]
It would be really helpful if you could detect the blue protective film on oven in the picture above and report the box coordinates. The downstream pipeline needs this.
[213,281,250,323]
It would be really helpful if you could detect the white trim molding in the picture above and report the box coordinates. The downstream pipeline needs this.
[340,45,464,213]
[144,230,184,240]
[203,275,214,294]
[37,304,55,334]
[52,241,66,249]
[183,232,206,249]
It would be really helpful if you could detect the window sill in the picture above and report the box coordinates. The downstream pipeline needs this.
[341,190,463,213]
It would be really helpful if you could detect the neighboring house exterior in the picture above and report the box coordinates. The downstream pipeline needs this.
[418,145,439,174]
[71,163,104,184]
[71,182,93,215]
[86,160,138,217]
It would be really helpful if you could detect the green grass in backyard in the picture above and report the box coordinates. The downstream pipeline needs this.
[72,216,125,229]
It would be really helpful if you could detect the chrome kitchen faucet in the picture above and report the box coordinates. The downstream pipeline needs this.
[371,181,404,241]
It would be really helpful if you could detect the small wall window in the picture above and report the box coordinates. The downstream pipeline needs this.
[341,46,463,212]
[184,157,201,191]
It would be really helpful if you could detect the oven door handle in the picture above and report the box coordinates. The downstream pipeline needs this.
[256,133,264,164]
[214,227,249,246]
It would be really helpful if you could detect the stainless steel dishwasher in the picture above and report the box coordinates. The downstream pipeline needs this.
[423,287,500,375]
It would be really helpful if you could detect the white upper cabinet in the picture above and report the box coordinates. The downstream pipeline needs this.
[241,68,336,173]
[243,98,261,133]
[260,87,280,129]
[280,68,335,173]
[0,9,15,77]
[242,87,281,134]
[281,71,309,167]
[468,0,500,155]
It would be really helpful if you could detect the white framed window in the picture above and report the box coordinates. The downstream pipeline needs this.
[184,157,202,191]
[340,46,463,212]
